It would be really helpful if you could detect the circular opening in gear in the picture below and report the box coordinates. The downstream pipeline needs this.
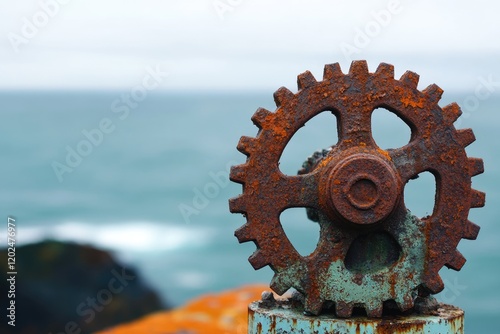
[347,178,378,210]
[371,106,412,150]
[280,208,320,257]
[279,110,338,176]
[344,231,401,273]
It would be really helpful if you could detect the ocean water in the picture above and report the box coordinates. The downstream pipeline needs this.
[0,90,498,332]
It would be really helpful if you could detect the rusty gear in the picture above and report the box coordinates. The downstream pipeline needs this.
[229,61,485,317]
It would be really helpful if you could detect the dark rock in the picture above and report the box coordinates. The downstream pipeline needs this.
[0,240,166,334]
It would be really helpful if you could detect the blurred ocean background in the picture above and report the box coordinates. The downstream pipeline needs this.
[0,89,498,332]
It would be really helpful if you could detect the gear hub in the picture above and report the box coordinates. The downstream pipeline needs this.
[229,61,485,317]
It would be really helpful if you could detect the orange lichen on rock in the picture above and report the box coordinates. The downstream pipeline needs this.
[97,285,270,334]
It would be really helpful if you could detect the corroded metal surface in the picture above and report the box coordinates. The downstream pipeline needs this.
[248,299,464,334]
[229,61,485,317]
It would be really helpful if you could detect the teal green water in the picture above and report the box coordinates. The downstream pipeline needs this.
[0,91,498,332]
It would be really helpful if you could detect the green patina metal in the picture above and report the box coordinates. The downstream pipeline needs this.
[319,211,426,311]
[268,211,427,316]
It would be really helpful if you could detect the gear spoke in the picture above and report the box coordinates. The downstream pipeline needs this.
[275,172,320,211]
[338,105,374,147]
[387,142,428,182]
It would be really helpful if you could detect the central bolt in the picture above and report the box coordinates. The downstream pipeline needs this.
[324,152,401,225]
[347,176,379,210]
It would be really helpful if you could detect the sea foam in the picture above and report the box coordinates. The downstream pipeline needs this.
[7,221,216,252]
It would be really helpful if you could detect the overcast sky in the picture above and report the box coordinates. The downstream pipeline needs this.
[0,0,499,91]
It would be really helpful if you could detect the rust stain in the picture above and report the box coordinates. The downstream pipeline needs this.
[400,95,424,108]
[376,320,426,334]
[376,148,392,161]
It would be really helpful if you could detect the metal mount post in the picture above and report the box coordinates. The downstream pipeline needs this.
[248,297,464,334]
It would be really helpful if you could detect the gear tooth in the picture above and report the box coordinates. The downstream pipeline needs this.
[464,220,480,240]
[251,107,272,128]
[422,83,443,103]
[446,250,467,271]
[273,87,294,107]
[425,275,444,293]
[304,296,324,315]
[442,102,463,124]
[229,164,247,184]
[395,294,414,311]
[270,272,290,295]
[470,189,486,208]
[237,136,257,156]
[297,70,317,90]
[249,250,269,270]
[348,60,369,76]
[468,158,484,177]
[323,63,343,81]
[229,195,247,213]
[234,223,254,242]
[374,63,395,79]
[335,301,353,318]
[400,70,420,88]
[456,128,476,147]
[365,303,383,317]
